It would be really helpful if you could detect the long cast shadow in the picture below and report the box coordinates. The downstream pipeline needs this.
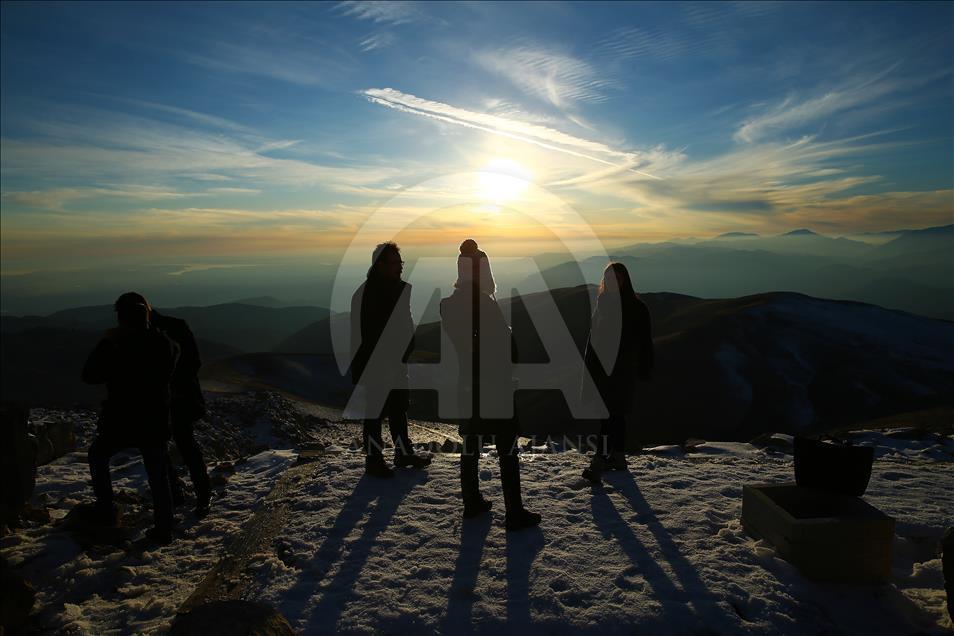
[505,525,545,628]
[441,514,493,633]
[278,470,425,629]
[593,470,723,627]
[608,471,715,603]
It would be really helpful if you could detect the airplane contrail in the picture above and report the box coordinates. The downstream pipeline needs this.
[363,88,662,180]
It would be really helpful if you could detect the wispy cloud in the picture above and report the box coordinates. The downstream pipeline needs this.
[363,88,672,178]
[336,1,421,25]
[0,105,405,192]
[474,45,614,110]
[594,26,699,63]
[359,32,395,52]
[734,66,942,143]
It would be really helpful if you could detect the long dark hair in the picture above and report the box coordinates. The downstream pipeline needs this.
[598,262,637,301]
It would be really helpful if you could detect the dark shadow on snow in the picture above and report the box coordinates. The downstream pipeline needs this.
[441,514,493,633]
[278,470,426,630]
[591,471,723,629]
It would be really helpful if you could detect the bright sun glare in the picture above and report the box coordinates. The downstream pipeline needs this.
[475,157,533,204]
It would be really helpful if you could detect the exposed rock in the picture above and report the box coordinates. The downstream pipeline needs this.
[441,438,463,454]
[60,503,138,549]
[170,600,295,636]
[750,432,795,451]
[29,417,76,466]
[0,402,36,531]
[0,556,35,636]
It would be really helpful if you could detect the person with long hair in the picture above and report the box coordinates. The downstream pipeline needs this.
[440,239,541,530]
[350,242,432,478]
[581,262,654,483]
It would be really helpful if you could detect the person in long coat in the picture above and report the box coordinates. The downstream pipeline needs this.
[351,242,432,478]
[441,239,541,530]
[82,294,179,544]
[581,262,654,483]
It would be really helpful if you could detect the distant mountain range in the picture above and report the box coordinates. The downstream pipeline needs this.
[197,286,954,444]
[524,224,954,321]
[4,285,952,442]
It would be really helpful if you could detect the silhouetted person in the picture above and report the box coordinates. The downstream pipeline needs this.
[441,240,541,531]
[119,293,211,517]
[351,242,431,478]
[82,293,179,544]
[581,263,654,483]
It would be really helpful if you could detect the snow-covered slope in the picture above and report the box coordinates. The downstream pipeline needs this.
[4,425,951,634]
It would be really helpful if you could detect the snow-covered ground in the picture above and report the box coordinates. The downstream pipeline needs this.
[3,427,952,634]
[1,448,296,633]
[248,435,953,635]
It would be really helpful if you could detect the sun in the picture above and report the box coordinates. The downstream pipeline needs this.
[475,157,533,204]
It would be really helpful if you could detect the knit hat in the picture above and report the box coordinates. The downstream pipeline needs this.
[456,239,497,297]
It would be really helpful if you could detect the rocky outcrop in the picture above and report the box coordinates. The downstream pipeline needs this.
[30,416,77,466]
[0,402,36,532]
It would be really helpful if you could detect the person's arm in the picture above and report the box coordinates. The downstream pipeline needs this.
[637,301,654,381]
[178,321,201,374]
[81,335,117,384]
[401,282,415,362]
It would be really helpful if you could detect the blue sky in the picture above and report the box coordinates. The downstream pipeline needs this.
[1,1,952,275]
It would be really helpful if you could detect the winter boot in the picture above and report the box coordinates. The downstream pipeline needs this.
[463,497,493,519]
[194,489,212,519]
[394,450,432,469]
[365,455,395,479]
[460,446,490,518]
[142,525,174,546]
[582,454,606,484]
[606,452,629,471]
[500,454,541,531]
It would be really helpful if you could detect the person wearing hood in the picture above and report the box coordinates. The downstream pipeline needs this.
[82,293,180,544]
[440,239,541,531]
[580,262,654,483]
[350,242,432,478]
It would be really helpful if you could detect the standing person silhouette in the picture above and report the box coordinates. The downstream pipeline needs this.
[581,263,654,483]
[118,293,212,517]
[82,293,179,544]
[441,239,541,530]
[351,242,432,478]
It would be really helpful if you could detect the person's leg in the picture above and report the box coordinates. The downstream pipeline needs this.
[497,428,540,531]
[172,414,211,506]
[606,407,626,456]
[605,407,628,470]
[389,390,431,468]
[167,454,186,507]
[140,443,174,538]
[460,431,490,517]
[386,389,412,455]
[363,417,386,456]
[88,434,124,522]
[362,416,394,478]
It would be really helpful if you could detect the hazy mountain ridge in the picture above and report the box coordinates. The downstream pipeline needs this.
[1,302,330,353]
[200,287,954,444]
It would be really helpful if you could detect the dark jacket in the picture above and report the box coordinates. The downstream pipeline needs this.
[440,286,518,435]
[82,326,179,445]
[350,276,414,387]
[151,310,206,421]
[581,292,654,413]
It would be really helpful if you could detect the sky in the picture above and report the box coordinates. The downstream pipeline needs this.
[1,1,952,281]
